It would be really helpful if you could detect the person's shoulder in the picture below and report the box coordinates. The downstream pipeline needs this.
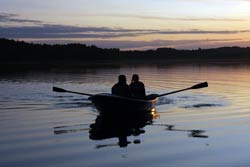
[112,83,119,88]
[139,81,145,86]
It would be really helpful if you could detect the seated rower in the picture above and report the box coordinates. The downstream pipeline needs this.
[112,75,132,97]
[129,74,146,99]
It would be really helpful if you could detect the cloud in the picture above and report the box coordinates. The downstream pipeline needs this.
[1,24,250,39]
[0,13,42,23]
[104,14,247,22]
[1,13,250,49]
[1,12,250,39]
[158,30,250,34]
[0,25,155,38]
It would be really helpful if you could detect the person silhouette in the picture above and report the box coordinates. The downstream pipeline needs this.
[112,75,132,97]
[129,74,146,99]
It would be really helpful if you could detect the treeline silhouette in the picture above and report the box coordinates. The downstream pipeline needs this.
[1,38,250,65]
[0,38,119,62]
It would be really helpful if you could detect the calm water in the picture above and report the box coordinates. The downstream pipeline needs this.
[1,64,250,167]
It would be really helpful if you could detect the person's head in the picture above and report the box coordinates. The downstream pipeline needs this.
[118,75,127,83]
[132,74,139,82]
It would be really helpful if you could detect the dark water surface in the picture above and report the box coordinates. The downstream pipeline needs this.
[1,64,250,167]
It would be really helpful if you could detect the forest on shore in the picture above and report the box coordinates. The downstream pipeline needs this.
[1,38,250,67]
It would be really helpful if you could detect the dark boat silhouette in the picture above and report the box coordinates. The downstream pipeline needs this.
[53,82,208,114]
[90,93,158,115]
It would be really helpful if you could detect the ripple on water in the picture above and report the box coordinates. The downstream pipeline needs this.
[182,103,224,108]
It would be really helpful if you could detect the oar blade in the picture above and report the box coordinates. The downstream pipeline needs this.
[190,82,208,89]
[53,87,67,93]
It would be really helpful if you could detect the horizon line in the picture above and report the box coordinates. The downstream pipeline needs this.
[1,38,250,52]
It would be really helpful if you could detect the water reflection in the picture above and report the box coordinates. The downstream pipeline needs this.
[89,109,159,148]
[151,124,208,138]
[53,108,208,148]
[54,123,90,135]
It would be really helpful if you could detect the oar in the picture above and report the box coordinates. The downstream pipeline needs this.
[54,82,208,98]
[147,82,208,99]
[53,87,93,96]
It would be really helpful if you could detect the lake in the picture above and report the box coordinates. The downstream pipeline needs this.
[1,63,250,167]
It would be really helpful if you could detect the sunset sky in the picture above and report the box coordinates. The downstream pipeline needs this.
[0,0,250,50]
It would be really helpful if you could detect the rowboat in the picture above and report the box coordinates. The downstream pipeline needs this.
[89,93,158,114]
[52,82,208,115]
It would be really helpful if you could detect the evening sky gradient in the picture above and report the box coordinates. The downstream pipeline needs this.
[0,0,250,50]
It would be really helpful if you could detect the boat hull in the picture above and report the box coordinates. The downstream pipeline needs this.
[90,93,158,114]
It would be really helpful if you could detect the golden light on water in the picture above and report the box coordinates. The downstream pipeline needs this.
[151,108,159,119]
